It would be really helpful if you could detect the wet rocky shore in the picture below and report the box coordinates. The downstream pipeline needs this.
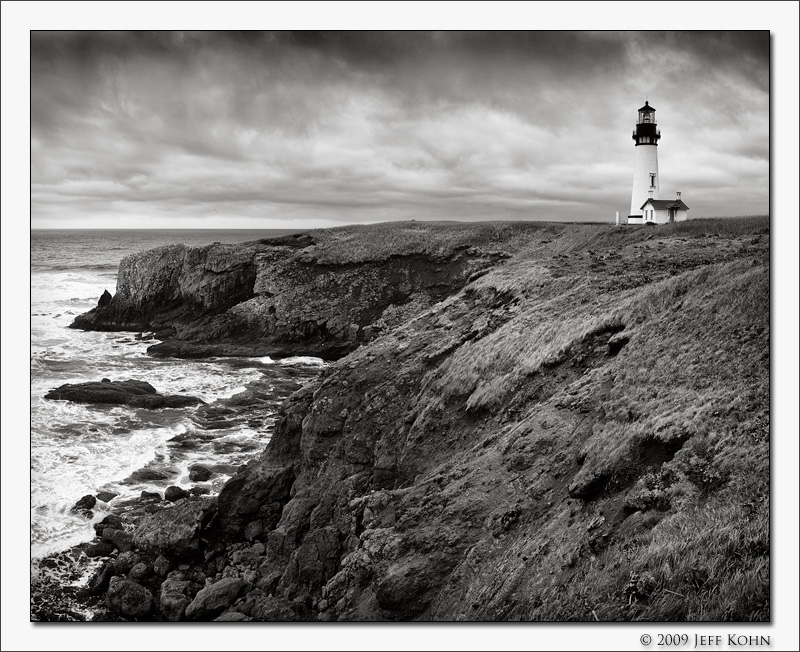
[33,365,321,622]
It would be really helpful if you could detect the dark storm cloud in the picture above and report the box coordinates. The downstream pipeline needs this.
[30,31,769,228]
[657,31,770,91]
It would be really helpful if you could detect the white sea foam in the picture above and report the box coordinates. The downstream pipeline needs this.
[31,234,323,562]
[279,355,327,366]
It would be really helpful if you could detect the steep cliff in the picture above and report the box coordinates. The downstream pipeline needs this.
[71,223,516,359]
[204,218,769,621]
[75,218,770,622]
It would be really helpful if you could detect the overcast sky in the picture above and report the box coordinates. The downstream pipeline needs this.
[30,31,769,229]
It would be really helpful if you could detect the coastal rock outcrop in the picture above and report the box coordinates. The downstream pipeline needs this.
[84,542,115,558]
[64,219,770,622]
[44,379,204,409]
[93,514,124,535]
[71,243,259,333]
[71,495,96,514]
[184,578,246,620]
[132,497,214,559]
[188,465,213,482]
[105,577,154,619]
[102,528,134,553]
[159,576,194,621]
[70,223,515,360]
[165,486,189,502]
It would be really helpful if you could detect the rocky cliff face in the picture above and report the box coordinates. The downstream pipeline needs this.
[71,225,511,360]
[202,219,770,621]
[74,219,770,622]
[72,243,260,333]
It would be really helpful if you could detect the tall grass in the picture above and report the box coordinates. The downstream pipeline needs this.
[260,216,768,622]
[394,219,769,621]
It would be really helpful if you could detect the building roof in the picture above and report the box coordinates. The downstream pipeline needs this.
[640,198,690,210]
[638,101,656,112]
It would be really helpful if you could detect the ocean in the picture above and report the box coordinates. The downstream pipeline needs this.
[30,229,324,564]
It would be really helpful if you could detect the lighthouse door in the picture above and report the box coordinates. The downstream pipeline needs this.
[668,208,676,223]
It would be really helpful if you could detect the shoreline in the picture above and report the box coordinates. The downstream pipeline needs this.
[32,219,771,622]
[32,358,324,622]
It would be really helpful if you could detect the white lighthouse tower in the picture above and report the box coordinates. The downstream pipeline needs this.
[629,101,660,220]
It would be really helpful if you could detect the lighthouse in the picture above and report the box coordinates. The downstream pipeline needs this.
[629,101,660,220]
[626,100,690,224]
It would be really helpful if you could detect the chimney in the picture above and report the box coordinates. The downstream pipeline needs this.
[648,189,654,199]
[676,191,681,200]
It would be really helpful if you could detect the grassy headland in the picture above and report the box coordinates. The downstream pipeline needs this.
[213,216,770,621]
[69,216,769,621]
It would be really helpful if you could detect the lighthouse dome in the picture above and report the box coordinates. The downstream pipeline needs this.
[638,101,656,112]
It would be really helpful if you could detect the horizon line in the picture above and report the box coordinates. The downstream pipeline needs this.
[29,214,770,231]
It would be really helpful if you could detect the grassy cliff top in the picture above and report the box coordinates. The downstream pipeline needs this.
[256,216,769,266]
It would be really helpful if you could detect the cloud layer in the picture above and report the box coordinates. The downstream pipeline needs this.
[31,31,769,228]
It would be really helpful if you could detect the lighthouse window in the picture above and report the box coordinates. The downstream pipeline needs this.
[650,174,656,188]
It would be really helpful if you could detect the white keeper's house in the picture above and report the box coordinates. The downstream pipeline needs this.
[627,101,689,225]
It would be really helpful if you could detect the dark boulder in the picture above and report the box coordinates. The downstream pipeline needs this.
[71,495,96,513]
[96,491,119,503]
[153,554,171,577]
[140,491,162,501]
[44,379,204,409]
[160,591,192,622]
[102,528,134,552]
[106,577,154,619]
[113,551,140,575]
[128,562,150,582]
[84,541,115,558]
[125,466,174,483]
[133,497,213,558]
[212,465,295,539]
[93,513,124,535]
[159,575,195,622]
[184,577,245,620]
[188,465,213,482]
[165,486,189,502]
